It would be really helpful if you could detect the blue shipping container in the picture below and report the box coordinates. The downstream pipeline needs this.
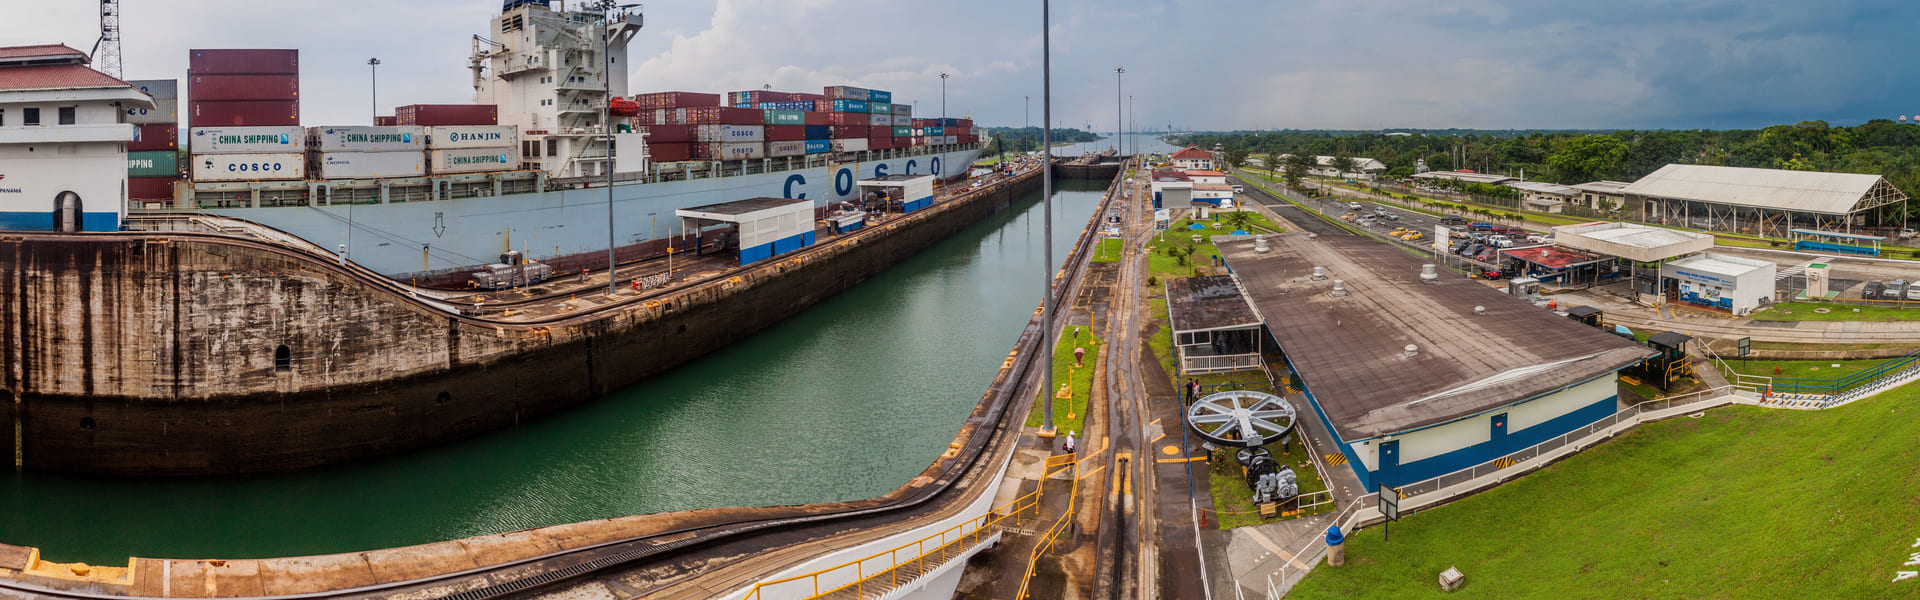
[805,139,832,154]
[831,99,869,113]
[867,102,892,114]
[867,90,892,103]
[923,126,945,136]
[804,125,832,139]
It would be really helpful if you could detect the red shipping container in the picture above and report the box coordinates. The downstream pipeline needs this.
[802,111,828,125]
[831,126,869,138]
[949,127,970,136]
[827,112,868,127]
[128,177,176,201]
[190,75,298,101]
[129,123,178,151]
[869,137,893,150]
[634,91,720,110]
[764,125,805,141]
[396,104,496,126]
[191,100,298,127]
[188,49,298,75]
[374,116,397,126]
[639,124,693,143]
[647,142,691,162]
[680,106,760,125]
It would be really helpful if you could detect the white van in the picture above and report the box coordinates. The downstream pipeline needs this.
[1486,235,1514,248]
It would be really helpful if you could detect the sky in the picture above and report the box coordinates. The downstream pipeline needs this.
[8,0,1917,132]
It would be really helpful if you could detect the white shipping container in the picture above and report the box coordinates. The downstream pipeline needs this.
[310,126,426,152]
[125,98,178,125]
[313,151,426,179]
[129,79,178,99]
[192,153,305,181]
[767,140,807,157]
[694,124,765,143]
[426,125,519,149]
[702,142,765,160]
[869,114,892,127]
[191,126,304,154]
[430,146,521,174]
[943,136,957,145]
[832,138,869,153]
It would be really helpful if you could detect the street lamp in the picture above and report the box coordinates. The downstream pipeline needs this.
[939,72,949,121]
[368,58,380,124]
[1114,67,1124,154]
[1039,0,1056,437]
[594,1,640,296]
[1025,95,1030,129]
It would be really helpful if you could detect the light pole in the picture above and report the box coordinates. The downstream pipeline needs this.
[1114,67,1124,154]
[1128,94,1134,158]
[1039,0,1056,437]
[1025,95,1030,129]
[368,58,380,124]
[595,1,639,296]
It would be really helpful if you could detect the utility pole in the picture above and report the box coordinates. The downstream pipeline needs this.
[368,58,380,124]
[593,1,638,295]
[1114,67,1124,154]
[939,72,950,122]
[1025,95,1030,129]
[1040,0,1057,437]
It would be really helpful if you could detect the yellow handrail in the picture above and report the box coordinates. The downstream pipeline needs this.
[1016,457,1082,599]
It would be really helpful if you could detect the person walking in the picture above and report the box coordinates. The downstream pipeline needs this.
[1063,432,1077,454]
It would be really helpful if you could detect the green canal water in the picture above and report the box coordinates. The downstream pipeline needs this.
[1,180,1107,564]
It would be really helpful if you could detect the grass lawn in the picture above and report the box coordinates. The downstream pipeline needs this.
[1749,301,1920,322]
[1287,383,1920,600]
[1090,238,1124,263]
[1208,438,1335,529]
[1024,326,1102,436]
[1147,298,1175,377]
[1720,358,1896,391]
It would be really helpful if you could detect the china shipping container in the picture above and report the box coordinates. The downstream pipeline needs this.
[804,139,832,154]
[190,74,298,101]
[892,126,912,137]
[831,138,868,152]
[764,125,805,141]
[426,125,518,149]
[311,151,428,179]
[430,147,521,174]
[397,104,497,126]
[767,140,807,157]
[128,79,178,99]
[803,125,831,139]
[126,151,180,178]
[129,123,178,151]
[191,126,305,154]
[691,142,765,160]
[693,124,764,142]
[308,125,426,152]
[128,177,177,201]
[190,100,299,127]
[830,125,869,138]
[125,98,178,124]
[647,142,692,162]
[867,102,892,115]
[188,49,298,75]
[192,152,306,182]
[638,124,693,143]
[635,91,720,110]
[762,109,805,125]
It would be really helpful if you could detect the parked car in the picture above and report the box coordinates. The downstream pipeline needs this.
[1526,233,1548,243]
[1487,235,1514,248]
[1349,202,1364,210]
[1891,279,1910,300]
[1468,231,1489,242]
[1475,248,1500,261]
[1461,243,1485,257]
[1469,221,1494,231]
[1863,281,1887,299]
[1440,216,1468,227]
[1449,240,1471,253]
[1402,231,1425,241]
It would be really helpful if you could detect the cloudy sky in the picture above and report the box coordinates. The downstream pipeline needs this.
[9,0,1914,131]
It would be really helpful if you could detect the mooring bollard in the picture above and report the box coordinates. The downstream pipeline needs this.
[1326,525,1347,567]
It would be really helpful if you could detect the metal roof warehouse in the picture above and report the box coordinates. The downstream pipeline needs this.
[1620,164,1909,237]
[1217,234,1653,489]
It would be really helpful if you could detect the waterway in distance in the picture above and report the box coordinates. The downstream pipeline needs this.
[0,178,1108,563]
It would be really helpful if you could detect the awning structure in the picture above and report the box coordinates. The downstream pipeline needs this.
[677,196,817,266]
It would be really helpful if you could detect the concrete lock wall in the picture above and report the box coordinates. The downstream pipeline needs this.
[1,170,1048,475]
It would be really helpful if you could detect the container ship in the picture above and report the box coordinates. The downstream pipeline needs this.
[126,0,986,283]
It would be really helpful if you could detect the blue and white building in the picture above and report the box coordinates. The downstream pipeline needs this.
[858,174,935,214]
[677,197,817,266]
[1217,234,1655,490]
[0,44,151,232]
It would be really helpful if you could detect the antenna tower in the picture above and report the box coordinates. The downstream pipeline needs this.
[93,0,123,78]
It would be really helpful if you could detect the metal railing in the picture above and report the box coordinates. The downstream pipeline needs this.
[1718,346,1920,398]
[1015,456,1082,600]
[1181,353,1263,374]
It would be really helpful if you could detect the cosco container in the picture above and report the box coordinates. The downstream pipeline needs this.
[762,109,804,126]
[867,102,892,115]
[313,151,427,179]
[426,125,518,149]
[190,74,298,101]
[125,98,179,124]
[892,126,911,137]
[190,100,298,127]
[866,90,892,103]
[831,138,869,153]
[869,114,892,127]
[191,126,304,154]
[767,140,807,157]
[129,79,178,99]
[430,147,521,174]
[691,142,765,161]
[804,139,832,154]
[309,126,426,152]
[830,99,868,113]
[694,124,765,142]
[188,49,298,75]
[127,151,180,178]
[192,153,305,181]
[129,123,177,151]
[764,125,805,141]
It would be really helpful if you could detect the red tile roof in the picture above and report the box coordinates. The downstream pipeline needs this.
[0,64,131,92]
[1501,246,1608,269]
[0,44,86,61]
[1171,145,1212,159]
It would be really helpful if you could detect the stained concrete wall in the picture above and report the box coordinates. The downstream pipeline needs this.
[1,168,1052,475]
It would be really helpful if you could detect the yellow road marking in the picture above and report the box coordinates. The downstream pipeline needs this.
[1156,456,1207,463]
[1161,445,1180,455]
[1324,453,1348,466]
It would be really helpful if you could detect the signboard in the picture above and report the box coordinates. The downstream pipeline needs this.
[1380,484,1400,521]
[1738,337,1751,357]
[1434,225,1450,252]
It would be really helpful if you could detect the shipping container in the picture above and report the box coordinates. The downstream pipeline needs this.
[638,124,693,143]
[694,124,765,142]
[831,138,869,153]
[789,92,827,103]
[127,151,180,178]
[803,111,828,126]
[867,102,892,115]
[426,125,518,149]
[129,123,178,151]
[635,91,720,110]
[190,100,298,127]
[312,151,427,179]
[125,98,178,125]
[191,126,304,154]
[825,86,868,100]
[647,142,692,162]
[866,89,892,103]
[804,139,832,154]
[680,106,761,125]
[891,104,911,116]
[921,136,940,145]
[830,125,870,138]
[755,101,813,112]
[309,125,426,152]
[869,114,892,127]
[430,147,520,174]
[827,112,868,127]
[764,125,805,141]
[830,99,868,113]
[943,136,957,145]
[950,126,971,136]
[128,176,177,201]
[374,115,398,126]
[762,109,805,126]
[803,125,831,139]
[869,137,893,150]
[190,74,298,101]
[892,126,912,137]
[959,134,979,144]
[691,142,765,161]
[129,79,178,99]
[766,140,807,157]
[188,49,298,75]
[192,152,305,181]
[397,104,497,126]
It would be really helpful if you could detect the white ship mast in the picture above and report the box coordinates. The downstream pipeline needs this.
[471,0,643,179]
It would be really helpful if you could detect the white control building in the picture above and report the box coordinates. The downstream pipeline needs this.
[0,44,151,232]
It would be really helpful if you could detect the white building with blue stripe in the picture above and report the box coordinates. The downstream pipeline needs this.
[677,197,817,266]
[0,44,152,232]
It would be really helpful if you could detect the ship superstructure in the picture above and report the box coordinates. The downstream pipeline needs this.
[471,0,643,179]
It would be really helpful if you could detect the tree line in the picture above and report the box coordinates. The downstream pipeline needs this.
[980,127,1103,154]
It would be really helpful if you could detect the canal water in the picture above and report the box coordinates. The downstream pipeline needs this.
[1050,134,1181,157]
[1,179,1108,563]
